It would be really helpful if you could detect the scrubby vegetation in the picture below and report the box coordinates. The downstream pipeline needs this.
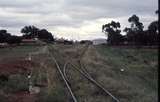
[0,43,158,102]
[102,13,158,46]
[91,45,158,102]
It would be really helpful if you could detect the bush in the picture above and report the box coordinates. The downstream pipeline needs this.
[6,36,22,44]
[0,75,8,88]
[4,74,28,93]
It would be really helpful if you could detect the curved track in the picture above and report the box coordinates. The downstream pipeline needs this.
[47,44,120,102]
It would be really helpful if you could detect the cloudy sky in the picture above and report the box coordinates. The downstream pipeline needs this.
[0,0,158,40]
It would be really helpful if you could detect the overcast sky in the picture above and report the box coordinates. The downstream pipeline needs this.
[0,0,158,40]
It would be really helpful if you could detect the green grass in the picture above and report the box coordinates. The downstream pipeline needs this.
[48,44,158,102]
[0,74,28,93]
[39,86,66,102]
[0,45,41,59]
[0,44,158,102]
[94,45,158,102]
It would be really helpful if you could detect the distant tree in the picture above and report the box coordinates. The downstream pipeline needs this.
[21,25,39,39]
[155,10,159,14]
[148,21,158,33]
[102,21,124,45]
[0,29,11,43]
[124,14,145,45]
[0,30,7,34]
[80,40,92,44]
[0,29,22,44]
[128,14,144,32]
[6,36,22,44]
[146,11,159,45]
[38,29,54,42]
[21,26,54,42]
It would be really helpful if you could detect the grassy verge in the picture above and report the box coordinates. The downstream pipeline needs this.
[94,45,158,102]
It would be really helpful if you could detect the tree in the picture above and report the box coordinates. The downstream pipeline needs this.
[148,21,158,33]
[0,29,11,43]
[6,36,22,44]
[21,25,39,39]
[0,29,22,44]
[155,10,159,14]
[21,26,54,42]
[146,11,159,45]
[102,21,124,45]
[124,15,144,45]
[0,30,7,34]
[128,14,144,32]
[148,9,158,34]
[38,29,54,42]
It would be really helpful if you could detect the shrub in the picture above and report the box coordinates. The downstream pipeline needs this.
[5,74,28,93]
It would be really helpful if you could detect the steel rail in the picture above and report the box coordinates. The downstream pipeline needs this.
[48,47,78,102]
[69,62,120,102]
[63,62,70,82]
[48,45,120,102]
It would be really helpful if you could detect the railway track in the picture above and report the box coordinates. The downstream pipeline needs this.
[47,44,120,102]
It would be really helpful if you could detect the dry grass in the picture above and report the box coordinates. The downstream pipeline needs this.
[0,44,158,102]
[80,45,158,102]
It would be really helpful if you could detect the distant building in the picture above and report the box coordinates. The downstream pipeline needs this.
[54,38,73,44]
[80,40,93,44]
[0,43,8,48]
[21,38,46,45]
[22,39,38,43]
[92,38,107,45]
[54,38,65,44]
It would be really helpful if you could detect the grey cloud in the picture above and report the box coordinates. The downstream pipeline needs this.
[0,0,58,8]
[0,0,158,39]
[0,17,29,28]
[65,0,158,17]
[0,0,39,8]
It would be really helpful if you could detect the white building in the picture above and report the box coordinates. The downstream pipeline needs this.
[92,38,107,45]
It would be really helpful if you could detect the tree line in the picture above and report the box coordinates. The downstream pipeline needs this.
[0,11,158,45]
[0,26,54,44]
[0,30,22,44]
[102,11,158,46]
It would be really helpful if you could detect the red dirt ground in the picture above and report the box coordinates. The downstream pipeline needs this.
[7,91,38,102]
[0,57,36,75]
